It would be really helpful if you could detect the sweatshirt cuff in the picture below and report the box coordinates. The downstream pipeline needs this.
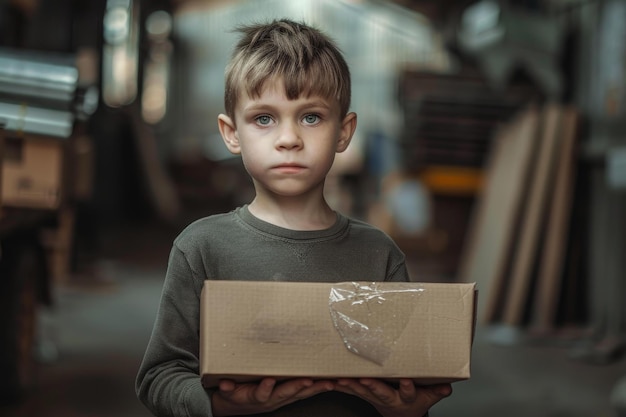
[182,380,214,417]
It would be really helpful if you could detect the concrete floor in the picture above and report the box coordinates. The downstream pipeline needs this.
[1,219,625,417]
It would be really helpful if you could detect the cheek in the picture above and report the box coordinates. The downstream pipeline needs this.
[239,151,253,168]
[313,148,338,175]
[239,151,262,177]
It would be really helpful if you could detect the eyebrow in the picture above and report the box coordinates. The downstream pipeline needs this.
[242,97,334,114]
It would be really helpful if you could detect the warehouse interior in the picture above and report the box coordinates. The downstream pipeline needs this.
[1,0,626,416]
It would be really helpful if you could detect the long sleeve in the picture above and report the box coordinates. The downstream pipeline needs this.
[135,207,411,416]
[136,246,214,417]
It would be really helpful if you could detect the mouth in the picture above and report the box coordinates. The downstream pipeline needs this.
[272,163,306,174]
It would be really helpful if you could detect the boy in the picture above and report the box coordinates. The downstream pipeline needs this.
[136,19,451,417]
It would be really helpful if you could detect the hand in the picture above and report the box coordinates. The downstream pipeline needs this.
[335,378,452,417]
[211,377,334,416]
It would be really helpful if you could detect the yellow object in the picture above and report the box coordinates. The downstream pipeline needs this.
[419,166,483,195]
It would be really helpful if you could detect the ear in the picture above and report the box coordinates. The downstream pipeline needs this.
[336,112,357,153]
[218,114,241,155]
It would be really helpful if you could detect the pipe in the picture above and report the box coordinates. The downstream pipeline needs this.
[0,47,79,109]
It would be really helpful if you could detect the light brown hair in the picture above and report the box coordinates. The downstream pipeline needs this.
[224,19,351,120]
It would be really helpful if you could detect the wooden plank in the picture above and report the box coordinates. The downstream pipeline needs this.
[531,107,580,332]
[502,104,563,326]
[458,105,541,323]
[128,104,181,221]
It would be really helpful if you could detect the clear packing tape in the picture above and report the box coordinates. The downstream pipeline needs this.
[329,282,425,366]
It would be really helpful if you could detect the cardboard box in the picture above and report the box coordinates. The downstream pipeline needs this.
[1,134,65,209]
[200,280,476,388]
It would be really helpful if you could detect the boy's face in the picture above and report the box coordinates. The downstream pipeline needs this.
[218,80,356,200]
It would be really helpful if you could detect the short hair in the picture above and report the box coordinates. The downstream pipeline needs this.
[224,19,351,120]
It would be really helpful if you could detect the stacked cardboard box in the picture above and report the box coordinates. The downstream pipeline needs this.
[1,134,66,210]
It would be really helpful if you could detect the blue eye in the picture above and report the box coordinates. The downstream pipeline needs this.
[256,115,272,125]
[303,114,319,125]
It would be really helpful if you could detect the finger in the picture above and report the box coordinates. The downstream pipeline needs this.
[336,378,380,402]
[335,378,364,396]
[416,383,453,408]
[218,379,236,393]
[359,379,396,404]
[264,379,333,409]
[435,383,453,398]
[253,378,277,403]
[288,379,334,400]
[301,379,335,396]
[422,383,452,400]
[273,378,314,401]
[397,379,418,403]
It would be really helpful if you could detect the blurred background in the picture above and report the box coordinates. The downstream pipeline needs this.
[0,0,625,416]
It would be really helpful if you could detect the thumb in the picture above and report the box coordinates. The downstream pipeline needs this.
[433,383,453,398]
[420,383,453,408]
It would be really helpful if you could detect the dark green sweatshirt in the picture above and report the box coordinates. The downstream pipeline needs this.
[136,205,409,416]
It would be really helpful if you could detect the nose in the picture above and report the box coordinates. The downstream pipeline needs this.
[275,122,302,150]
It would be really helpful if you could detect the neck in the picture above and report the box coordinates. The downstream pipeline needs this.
[248,195,337,231]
